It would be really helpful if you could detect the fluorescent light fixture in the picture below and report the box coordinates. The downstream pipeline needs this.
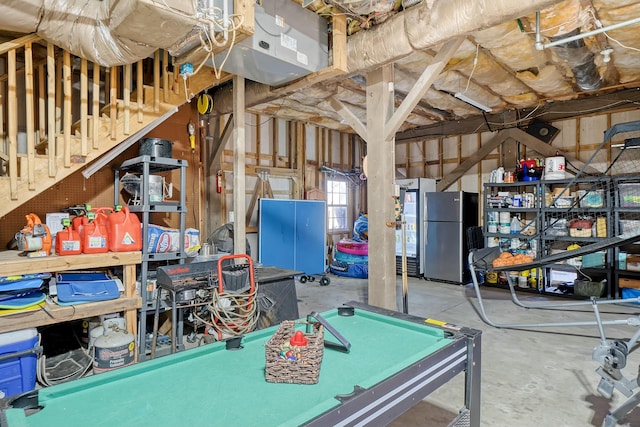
[82,107,178,179]
[454,92,492,113]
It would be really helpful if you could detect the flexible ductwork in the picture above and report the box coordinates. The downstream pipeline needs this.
[213,0,564,113]
[0,0,200,67]
[549,29,602,91]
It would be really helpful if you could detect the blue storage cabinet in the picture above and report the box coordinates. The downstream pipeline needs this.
[259,199,326,275]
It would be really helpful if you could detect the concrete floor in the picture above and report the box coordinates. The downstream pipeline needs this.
[295,275,640,427]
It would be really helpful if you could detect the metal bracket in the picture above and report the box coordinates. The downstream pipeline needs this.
[308,311,351,352]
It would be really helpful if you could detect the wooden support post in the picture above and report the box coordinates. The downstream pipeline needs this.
[47,43,56,177]
[233,76,246,255]
[295,122,304,199]
[137,60,144,123]
[154,52,160,113]
[37,64,45,146]
[162,50,169,103]
[63,50,71,167]
[25,42,35,190]
[8,49,17,199]
[124,63,131,135]
[92,63,100,149]
[110,66,117,141]
[366,64,396,310]
[80,58,88,156]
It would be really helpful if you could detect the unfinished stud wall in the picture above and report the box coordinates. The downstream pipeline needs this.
[205,112,363,255]
[395,109,640,226]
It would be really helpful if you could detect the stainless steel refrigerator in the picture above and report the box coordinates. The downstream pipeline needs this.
[423,191,478,283]
[395,178,436,277]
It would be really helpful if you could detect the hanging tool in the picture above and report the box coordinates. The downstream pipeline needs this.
[15,213,52,257]
[188,120,196,151]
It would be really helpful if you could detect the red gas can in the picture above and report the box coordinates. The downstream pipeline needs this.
[55,219,82,255]
[81,213,109,254]
[108,205,142,252]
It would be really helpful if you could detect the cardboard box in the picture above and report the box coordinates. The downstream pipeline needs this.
[627,255,640,272]
[619,278,640,289]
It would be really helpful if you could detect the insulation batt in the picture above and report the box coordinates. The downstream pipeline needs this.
[0,0,200,67]
[347,0,561,72]
[38,0,155,66]
[0,0,43,33]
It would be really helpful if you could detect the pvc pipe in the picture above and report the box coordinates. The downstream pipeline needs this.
[541,16,640,50]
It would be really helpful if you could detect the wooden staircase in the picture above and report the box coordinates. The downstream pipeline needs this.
[0,34,224,218]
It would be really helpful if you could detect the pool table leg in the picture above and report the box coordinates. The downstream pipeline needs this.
[465,330,482,427]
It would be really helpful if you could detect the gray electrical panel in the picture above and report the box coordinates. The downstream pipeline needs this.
[212,0,329,86]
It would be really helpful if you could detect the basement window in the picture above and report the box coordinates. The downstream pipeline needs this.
[327,178,348,232]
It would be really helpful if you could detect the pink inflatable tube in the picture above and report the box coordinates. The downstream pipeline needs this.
[336,239,368,255]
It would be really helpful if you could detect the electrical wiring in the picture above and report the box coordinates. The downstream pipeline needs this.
[463,44,480,94]
[192,286,259,339]
[604,32,640,53]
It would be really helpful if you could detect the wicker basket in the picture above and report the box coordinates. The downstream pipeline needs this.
[265,320,324,384]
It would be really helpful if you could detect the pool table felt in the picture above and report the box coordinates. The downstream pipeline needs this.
[6,309,452,427]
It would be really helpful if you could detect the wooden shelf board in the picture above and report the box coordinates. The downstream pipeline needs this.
[0,251,141,276]
[0,296,141,333]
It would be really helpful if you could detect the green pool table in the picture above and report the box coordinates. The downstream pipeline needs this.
[0,302,481,427]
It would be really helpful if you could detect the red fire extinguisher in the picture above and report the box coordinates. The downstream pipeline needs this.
[216,170,223,193]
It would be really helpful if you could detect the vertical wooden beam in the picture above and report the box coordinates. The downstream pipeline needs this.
[55,54,62,137]
[438,137,444,179]
[8,49,17,199]
[606,113,611,173]
[477,133,482,196]
[326,129,332,165]
[404,142,410,175]
[123,263,137,341]
[256,114,261,167]
[37,64,45,144]
[137,60,144,123]
[162,50,169,103]
[296,122,304,199]
[153,52,160,113]
[366,64,396,310]
[421,140,427,177]
[46,43,56,177]
[233,76,246,254]
[110,66,117,140]
[25,42,36,189]
[80,58,88,156]
[576,118,581,161]
[315,126,321,189]
[63,50,71,167]
[457,135,462,190]
[124,63,131,135]
[332,13,347,72]
[92,63,100,149]
[271,118,277,167]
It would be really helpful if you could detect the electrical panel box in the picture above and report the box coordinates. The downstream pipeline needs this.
[212,0,329,86]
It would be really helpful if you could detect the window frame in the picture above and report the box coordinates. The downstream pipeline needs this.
[326,177,349,233]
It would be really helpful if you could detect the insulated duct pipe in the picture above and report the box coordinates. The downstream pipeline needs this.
[549,29,602,91]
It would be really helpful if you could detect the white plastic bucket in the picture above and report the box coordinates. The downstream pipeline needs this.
[544,156,566,180]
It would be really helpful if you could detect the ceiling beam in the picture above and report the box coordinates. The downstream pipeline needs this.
[384,37,464,141]
[436,127,602,191]
[507,127,600,175]
[329,96,368,140]
[436,129,510,191]
[396,87,640,142]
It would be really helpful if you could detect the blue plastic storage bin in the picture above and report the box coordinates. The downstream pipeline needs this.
[0,328,39,398]
[621,287,640,303]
